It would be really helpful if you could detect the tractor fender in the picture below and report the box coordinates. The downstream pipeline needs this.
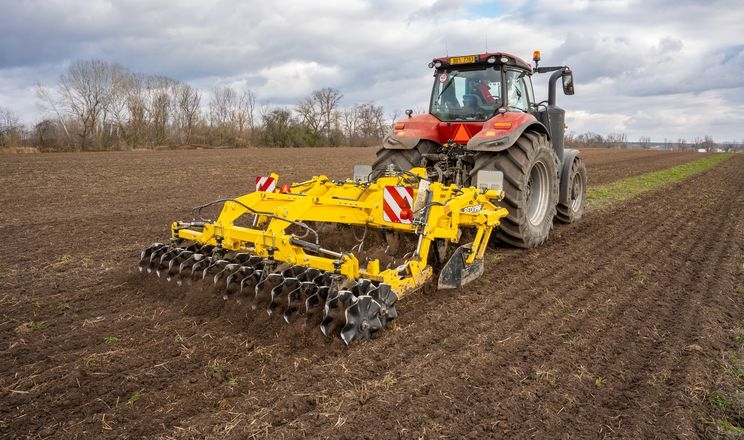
[559,148,580,204]
[381,113,442,150]
[381,133,422,150]
[466,113,548,152]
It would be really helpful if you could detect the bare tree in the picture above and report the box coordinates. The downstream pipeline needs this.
[107,70,133,143]
[172,83,201,144]
[340,102,387,147]
[701,135,716,152]
[691,136,717,152]
[145,75,177,145]
[575,131,605,148]
[209,87,235,127]
[125,73,148,147]
[32,59,402,150]
[638,136,651,149]
[0,106,23,147]
[315,87,343,142]
[234,89,256,146]
[36,84,73,145]
[342,105,359,143]
[605,132,627,148]
[206,87,257,146]
[296,87,343,145]
[209,86,238,145]
[360,103,387,139]
[296,96,322,137]
[57,59,124,150]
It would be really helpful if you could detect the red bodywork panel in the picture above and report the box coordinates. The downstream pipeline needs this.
[393,112,538,146]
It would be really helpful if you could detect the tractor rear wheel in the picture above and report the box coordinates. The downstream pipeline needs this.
[470,131,559,248]
[556,157,587,223]
[372,141,439,174]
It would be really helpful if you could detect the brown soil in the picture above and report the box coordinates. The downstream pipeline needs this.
[1,147,742,439]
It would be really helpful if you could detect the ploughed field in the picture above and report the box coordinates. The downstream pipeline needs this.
[1,147,742,439]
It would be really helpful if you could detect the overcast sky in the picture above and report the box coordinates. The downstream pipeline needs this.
[1,0,743,143]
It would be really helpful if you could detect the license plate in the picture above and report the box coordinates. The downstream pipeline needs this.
[449,55,476,65]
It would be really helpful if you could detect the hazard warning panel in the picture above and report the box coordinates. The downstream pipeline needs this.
[383,186,414,224]
[255,176,276,192]
[452,124,472,143]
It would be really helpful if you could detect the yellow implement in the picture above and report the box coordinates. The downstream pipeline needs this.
[140,167,508,344]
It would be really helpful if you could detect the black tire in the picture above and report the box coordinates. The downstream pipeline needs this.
[372,141,439,174]
[470,131,559,248]
[556,157,587,223]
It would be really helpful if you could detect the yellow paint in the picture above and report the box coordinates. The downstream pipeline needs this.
[171,167,508,298]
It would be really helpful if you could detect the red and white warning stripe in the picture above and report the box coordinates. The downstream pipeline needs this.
[255,176,276,192]
[383,186,414,224]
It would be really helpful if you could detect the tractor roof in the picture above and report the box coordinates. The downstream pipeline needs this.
[430,52,531,71]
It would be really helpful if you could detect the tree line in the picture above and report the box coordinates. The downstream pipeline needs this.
[2,59,742,152]
[565,131,743,152]
[0,59,388,151]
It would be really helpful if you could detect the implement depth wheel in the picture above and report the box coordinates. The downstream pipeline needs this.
[556,157,588,223]
[470,131,559,248]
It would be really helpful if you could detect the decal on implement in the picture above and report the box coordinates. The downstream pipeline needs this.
[383,186,414,223]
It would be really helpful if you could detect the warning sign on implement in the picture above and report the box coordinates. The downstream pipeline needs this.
[383,186,414,224]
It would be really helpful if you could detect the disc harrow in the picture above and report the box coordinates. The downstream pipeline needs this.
[138,166,509,345]
[139,242,398,344]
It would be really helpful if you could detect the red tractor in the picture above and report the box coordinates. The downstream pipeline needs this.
[373,51,587,248]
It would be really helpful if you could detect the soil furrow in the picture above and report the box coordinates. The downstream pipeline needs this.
[1,149,739,440]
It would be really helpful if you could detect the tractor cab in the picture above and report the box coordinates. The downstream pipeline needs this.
[428,53,536,123]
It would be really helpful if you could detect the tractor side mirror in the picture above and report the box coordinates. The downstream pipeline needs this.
[562,70,575,95]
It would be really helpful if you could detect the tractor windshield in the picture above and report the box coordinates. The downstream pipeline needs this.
[430,68,502,122]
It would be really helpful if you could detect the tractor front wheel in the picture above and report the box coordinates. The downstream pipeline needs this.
[470,132,559,248]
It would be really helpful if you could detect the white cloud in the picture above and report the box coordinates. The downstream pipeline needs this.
[257,61,342,100]
[1,0,744,142]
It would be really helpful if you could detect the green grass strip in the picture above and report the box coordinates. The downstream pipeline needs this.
[587,154,732,211]
[716,419,744,436]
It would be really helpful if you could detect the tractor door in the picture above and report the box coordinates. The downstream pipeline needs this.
[504,69,535,112]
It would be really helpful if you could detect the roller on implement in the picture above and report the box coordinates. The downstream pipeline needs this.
[140,49,586,344]
[140,165,508,344]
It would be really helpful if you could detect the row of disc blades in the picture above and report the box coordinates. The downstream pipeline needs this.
[139,242,398,344]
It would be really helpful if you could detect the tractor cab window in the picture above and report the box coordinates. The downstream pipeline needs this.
[430,68,502,122]
[505,69,534,112]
